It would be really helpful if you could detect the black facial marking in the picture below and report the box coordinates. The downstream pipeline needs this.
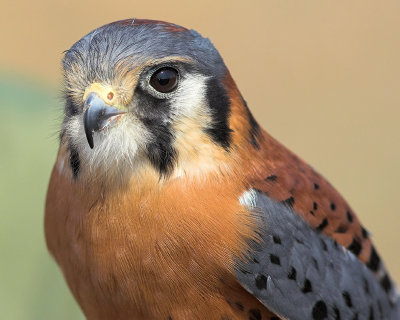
[288,267,297,280]
[235,302,244,311]
[310,210,315,215]
[380,274,392,293]
[347,238,362,256]
[265,174,277,182]
[314,183,320,190]
[367,245,381,272]
[312,300,328,320]
[301,279,313,293]
[242,97,261,149]
[330,202,336,211]
[134,86,177,175]
[316,218,328,232]
[204,77,232,150]
[255,274,267,290]
[346,211,354,223]
[248,309,261,320]
[342,291,353,308]
[281,196,295,208]
[269,254,281,265]
[69,144,80,178]
[313,202,318,210]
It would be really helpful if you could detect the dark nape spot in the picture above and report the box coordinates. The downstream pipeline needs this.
[347,238,362,256]
[320,239,328,251]
[346,211,354,223]
[265,174,277,182]
[313,202,318,210]
[367,246,381,272]
[255,274,267,290]
[310,210,315,215]
[314,183,320,190]
[363,277,370,294]
[69,145,80,178]
[369,305,375,320]
[312,258,319,270]
[312,300,328,320]
[335,225,347,233]
[330,203,336,211]
[342,291,353,308]
[235,302,244,311]
[333,306,341,320]
[361,226,369,238]
[281,196,295,208]
[248,308,262,320]
[288,267,297,280]
[380,274,392,293]
[270,254,281,265]
[333,240,339,248]
[272,235,281,244]
[242,98,261,150]
[205,77,232,150]
[302,279,313,293]
[316,218,328,232]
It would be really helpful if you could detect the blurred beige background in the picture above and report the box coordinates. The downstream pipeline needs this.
[0,1,399,319]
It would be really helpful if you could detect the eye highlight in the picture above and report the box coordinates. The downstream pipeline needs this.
[149,67,179,93]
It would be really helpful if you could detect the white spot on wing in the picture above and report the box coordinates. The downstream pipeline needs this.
[239,189,257,207]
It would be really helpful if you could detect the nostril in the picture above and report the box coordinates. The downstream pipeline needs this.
[107,92,114,100]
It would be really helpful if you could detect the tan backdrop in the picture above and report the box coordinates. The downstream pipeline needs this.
[0,1,399,317]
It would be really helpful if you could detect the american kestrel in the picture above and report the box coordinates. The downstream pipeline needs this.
[45,19,400,319]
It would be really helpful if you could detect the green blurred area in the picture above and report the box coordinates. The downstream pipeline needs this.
[0,74,84,319]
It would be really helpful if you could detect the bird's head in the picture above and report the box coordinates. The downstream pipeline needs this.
[62,19,261,182]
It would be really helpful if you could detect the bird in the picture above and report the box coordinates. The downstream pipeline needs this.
[45,18,400,320]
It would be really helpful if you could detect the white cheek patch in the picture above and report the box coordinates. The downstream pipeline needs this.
[65,114,150,174]
[171,74,209,119]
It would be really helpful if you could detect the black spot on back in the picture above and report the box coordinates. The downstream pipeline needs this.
[235,302,244,311]
[272,235,281,244]
[270,254,281,265]
[281,196,295,208]
[288,267,297,280]
[255,274,267,290]
[347,238,362,256]
[248,309,261,320]
[342,291,353,308]
[265,174,277,182]
[346,211,354,223]
[312,300,328,320]
[204,77,232,150]
[369,305,375,320]
[313,202,318,210]
[316,218,328,232]
[367,246,381,272]
[302,279,313,293]
[333,306,341,320]
[380,274,392,293]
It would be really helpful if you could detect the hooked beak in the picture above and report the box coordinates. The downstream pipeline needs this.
[83,93,126,149]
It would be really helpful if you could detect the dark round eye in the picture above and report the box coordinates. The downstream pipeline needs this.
[149,67,179,93]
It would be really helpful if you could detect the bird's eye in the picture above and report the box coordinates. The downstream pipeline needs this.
[149,67,179,93]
